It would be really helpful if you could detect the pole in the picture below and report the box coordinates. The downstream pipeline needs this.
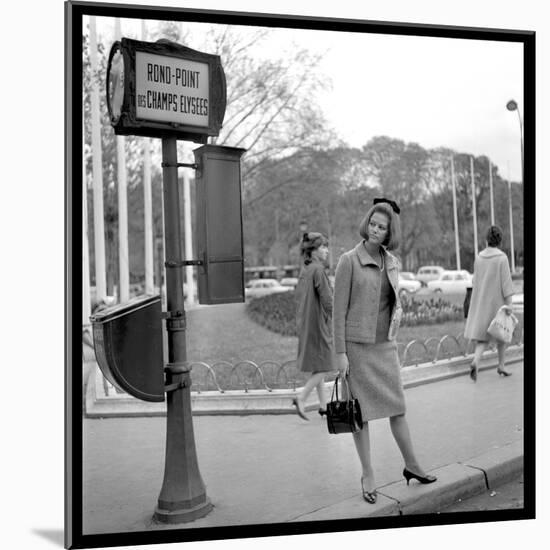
[154,137,212,524]
[89,16,107,301]
[450,156,461,270]
[182,167,196,306]
[488,159,495,225]
[142,20,154,296]
[83,111,91,324]
[114,19,129,303]
[507,163,516,273]
[470,156,479,258]
[516,108,524,190]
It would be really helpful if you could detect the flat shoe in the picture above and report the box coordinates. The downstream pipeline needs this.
[292,397,309,421]
[469,363,478,382]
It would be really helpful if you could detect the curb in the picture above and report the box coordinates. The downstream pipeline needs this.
[292,440,523,521]
[84,346,523,418]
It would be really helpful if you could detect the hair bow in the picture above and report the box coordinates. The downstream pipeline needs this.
[373,197,400,214]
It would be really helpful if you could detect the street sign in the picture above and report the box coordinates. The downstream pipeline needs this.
[106,38,226,142]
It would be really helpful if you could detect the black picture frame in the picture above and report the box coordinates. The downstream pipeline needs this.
[66,1,535,548]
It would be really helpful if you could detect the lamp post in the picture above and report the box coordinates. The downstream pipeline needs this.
[299,219,308,236]
[506,99,524,189]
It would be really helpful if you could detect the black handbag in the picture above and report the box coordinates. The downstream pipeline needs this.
[326,374,363,434]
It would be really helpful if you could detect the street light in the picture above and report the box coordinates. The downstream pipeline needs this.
[299,219,308,235]
[506,99,524,188]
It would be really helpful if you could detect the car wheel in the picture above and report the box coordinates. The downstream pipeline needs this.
[399,289,409,298]
[434,288,442,294]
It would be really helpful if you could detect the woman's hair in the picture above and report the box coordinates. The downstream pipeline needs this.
[358,202,401,250]
[486,225,503,247]
[300,232,328,265]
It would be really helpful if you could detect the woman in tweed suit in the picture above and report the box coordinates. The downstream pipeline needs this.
[333,199,436,503]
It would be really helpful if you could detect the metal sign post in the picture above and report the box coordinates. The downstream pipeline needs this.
[153,137,212,523]
[102,37,243,525]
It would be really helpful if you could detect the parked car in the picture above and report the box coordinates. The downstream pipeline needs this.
[511,278,524,314]
[458,269,473,283]
[398,272,421,296]
[244,278,291,299]
[280,277,298,289]
[427,270,471,295]
[416,265,445,286]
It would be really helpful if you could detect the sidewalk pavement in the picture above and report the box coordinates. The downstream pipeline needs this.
[82,355,524,535]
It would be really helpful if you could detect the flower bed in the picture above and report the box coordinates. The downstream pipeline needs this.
[246,291,297,336]
[400,294,464,326]
[246,291,464,335]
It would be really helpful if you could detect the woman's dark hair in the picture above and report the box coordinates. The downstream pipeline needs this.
[300,232,328,265]
[486,225,503,247]
[358,202,401,250]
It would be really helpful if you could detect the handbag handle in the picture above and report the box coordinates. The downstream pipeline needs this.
[331,373,354,402]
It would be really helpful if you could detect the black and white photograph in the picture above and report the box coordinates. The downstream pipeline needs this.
[65,0,536,547]
[6,0,546,549]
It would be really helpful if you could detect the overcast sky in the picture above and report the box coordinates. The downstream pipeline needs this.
[96,15,524,181]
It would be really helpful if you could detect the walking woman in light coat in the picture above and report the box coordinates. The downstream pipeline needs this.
[464,225,515,381]
[333,198,436,504]
[292,232,335,421]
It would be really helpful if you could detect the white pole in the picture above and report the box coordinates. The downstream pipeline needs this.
[89,16,107,301]
[507,162,516,273]
[489,159,495,225]
[183,162,196,306]
[83,111,91,324]
[142,21,154,296]
[115,18,129,303]
[450,156,461,270]
[470,156,479,258]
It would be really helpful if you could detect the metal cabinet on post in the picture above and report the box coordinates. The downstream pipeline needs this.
[194,144,247,305]
[90,295,164,402]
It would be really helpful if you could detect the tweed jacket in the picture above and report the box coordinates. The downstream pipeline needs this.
[333,242,402,353]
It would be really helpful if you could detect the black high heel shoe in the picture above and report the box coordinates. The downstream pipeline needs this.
[497,368,512,377]
[361,477,377,504]
[469,362,478,382]
[403,468,437,485]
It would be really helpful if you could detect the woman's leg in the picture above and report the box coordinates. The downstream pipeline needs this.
[472,341,487,366]
[496,342,511,375]
[353,424,375,490]
[470,340,487,381]
[298,372,326,405]
[315,375,328,410]
[389,414,426,475]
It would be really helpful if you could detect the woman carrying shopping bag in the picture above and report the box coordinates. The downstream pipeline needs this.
[333,198,436,504]
[464,225,516,381]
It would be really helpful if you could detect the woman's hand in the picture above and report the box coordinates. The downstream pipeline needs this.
[336,353,349,377]
[502,304,513,316]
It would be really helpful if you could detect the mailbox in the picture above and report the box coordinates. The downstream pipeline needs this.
[194,144,246,304]
[90,295,165,402]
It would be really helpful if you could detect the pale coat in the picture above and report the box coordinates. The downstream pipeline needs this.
[295,260,334,373]
[333,242,403,353]
[464,247,514,341]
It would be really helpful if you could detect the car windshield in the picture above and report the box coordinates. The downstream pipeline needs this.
[401,273,414,280]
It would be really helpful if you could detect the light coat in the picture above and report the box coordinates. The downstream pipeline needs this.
[333,242,402,353]
[464,247,514,341]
